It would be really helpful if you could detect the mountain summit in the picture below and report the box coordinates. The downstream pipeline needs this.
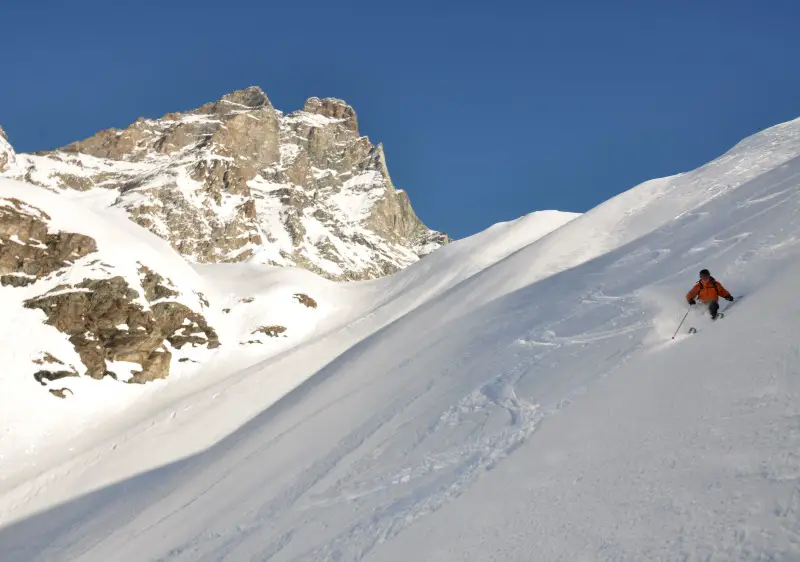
[4,87,447,280]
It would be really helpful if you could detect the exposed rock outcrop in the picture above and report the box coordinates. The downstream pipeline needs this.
[304,97,359,133]
[293,293,317,308]
[0,196,219,390]
[0,126,15,174]
[251,325,287,337]
[24,274,219,383]
[49,387,74,399]
[0,197,97,287]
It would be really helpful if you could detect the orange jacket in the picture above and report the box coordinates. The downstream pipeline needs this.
[686,277,731,303]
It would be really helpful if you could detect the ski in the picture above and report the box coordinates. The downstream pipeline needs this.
[688,311,726,333]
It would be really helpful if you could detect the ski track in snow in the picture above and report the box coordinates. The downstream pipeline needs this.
[280,294,652,561]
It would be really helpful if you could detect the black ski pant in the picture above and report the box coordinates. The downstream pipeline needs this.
[707,300,719,317]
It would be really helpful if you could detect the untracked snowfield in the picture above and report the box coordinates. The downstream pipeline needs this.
[1,116,800,561]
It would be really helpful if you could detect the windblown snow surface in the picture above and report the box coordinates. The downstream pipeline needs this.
[2,116,800,561]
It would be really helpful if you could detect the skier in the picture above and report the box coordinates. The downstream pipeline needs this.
[686,268,733,320]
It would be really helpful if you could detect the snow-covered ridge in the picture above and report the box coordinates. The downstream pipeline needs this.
[1,87,447,281]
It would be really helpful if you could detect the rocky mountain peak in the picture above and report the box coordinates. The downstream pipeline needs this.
[194,86,273,116]
[0,125,15,173]
[303,97,359,133]
[3,87,448,281]
[220,86,271,109]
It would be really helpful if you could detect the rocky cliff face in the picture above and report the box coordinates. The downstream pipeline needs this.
[0,191,218,396]
[25,272,219,384]
[0,126,14,173]
[0,196,97,288]
[4,87,447,280]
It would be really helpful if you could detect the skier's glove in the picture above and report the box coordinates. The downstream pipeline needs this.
[724,295,734,302]
[688,298,696,305]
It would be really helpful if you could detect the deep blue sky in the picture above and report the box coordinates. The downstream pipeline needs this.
[2,1,799,239]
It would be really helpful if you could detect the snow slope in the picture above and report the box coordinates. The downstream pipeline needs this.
[0,183,575,496]
[2,116,800,561]
[0,181,218,467]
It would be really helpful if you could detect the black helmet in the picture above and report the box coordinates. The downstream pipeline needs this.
[699,269,710,277]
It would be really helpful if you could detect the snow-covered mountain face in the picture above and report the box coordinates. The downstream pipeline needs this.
[2,88,446,280]
[2,112,800,561]
[0,181,222,448]
[0,174,573,486]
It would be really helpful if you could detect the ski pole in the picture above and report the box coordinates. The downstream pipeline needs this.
[672,305,691,340]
